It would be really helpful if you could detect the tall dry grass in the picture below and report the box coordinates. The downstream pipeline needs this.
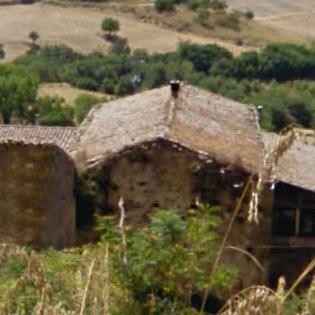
[0,242,314,314]
[218,273,315,315]
[0,243,139,314]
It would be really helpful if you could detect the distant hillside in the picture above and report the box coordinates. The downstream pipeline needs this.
[0,0,310,63]
[0,2,249,62]
[225,0,315,18]
[225,0,315,40]
[38,83,110,104]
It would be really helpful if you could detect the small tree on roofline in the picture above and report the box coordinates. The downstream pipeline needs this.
[101,18,120,39]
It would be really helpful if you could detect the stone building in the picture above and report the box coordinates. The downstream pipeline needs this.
[0,83,313,286]
[0,125,77,248]
[263,132,315,286]
[77,84,272,288]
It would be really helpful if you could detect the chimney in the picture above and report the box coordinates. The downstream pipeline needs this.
[170,80,180,98]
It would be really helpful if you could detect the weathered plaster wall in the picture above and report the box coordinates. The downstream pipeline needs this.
[0,143,75,248]
[100,140,272,289]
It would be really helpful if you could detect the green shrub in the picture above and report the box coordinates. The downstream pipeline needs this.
[186,0,200,10]
[101,78,116,94]
[154,0,175,12]
[178,41,232,73]
[143,62,167,88]
[0,64,39,124]
[28,31,39,45]
[21,0,36,4]
[73,94,107,123]
[101,17,120,37]
[235,38,243,46]
[217,11,240,29]
[75,77,99,90]
[34,96,74,126]
[244,10,254,19]
[208,0,226,10]
[109,37,130,55]
[196,8,210,24]
[115,76,134,96]
[97,204,238,310]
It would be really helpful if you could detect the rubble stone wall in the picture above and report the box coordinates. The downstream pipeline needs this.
[0,143,75,248]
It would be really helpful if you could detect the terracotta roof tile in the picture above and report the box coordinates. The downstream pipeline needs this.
[0,125,78,153]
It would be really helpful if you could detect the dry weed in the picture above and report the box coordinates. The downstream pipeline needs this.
[248,124,300,223]
[0,245,116,315]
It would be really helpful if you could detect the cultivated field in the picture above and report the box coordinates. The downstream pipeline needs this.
[0,2,249,62]
[259,13,315,40]
[38,83,110,104]
[225,0,315,18]
[226,0,315,40]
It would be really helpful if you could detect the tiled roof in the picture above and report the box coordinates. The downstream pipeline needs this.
[0,125,78,153]
[263,132,315,192]
[79,84,265,174]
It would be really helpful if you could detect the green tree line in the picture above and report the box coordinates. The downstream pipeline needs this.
[2,40,315,130]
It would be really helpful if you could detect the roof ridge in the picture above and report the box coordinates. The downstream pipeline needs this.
[163,84,186,138]
[164,97,177,133]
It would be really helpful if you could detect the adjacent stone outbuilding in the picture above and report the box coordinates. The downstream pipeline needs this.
[263,132,315,286]
[0,126,78,248]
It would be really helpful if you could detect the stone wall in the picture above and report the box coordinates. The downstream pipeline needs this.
[99,140,272,289]
[0,143,75,248]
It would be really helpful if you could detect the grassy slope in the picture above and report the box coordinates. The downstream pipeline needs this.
[0,0,311,64]
[0,2,250,63]
[38,83,111,104]
[119,2,307,47]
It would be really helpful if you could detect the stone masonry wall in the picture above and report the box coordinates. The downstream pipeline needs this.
[102,141,272,290]
[0,143,75,248]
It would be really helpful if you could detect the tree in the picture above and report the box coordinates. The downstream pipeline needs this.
[0,64,39,124]
[101,18,120,39]
[115,76,134,96]
[109,37,130,55]
[245,10,254,19]
[155,0,175,12]
[34,96,74,126]
[29,31,39,46]
[0,43,5,60]
[196,8,210,25]
[73,94,107,124]
[178,41,232,73]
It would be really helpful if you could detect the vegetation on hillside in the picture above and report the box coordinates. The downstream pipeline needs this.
[0,64,39,124]
[10,40,315,131]
[154,0,250,31]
